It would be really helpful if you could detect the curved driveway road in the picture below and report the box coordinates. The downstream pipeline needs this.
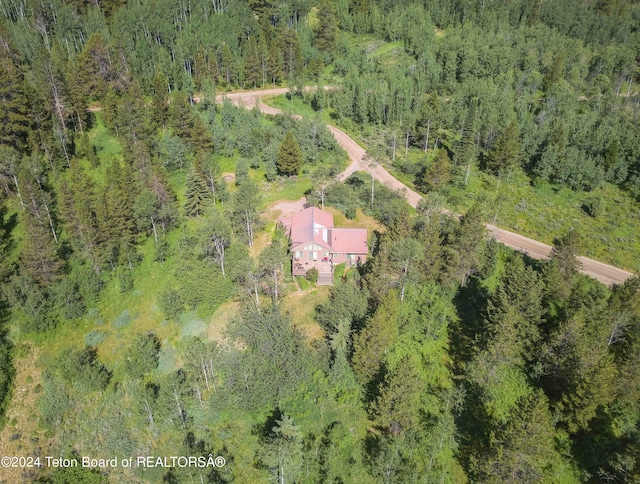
[216,88,634,287]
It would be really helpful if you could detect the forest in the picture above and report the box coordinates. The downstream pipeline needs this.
[0,0,639,482]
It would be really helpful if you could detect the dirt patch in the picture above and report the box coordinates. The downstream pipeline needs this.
[222,172,235,182]
[268,198,307,221]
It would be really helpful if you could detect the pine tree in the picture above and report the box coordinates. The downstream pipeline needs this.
[0,55,30,151]
[190,117,214,157]
[220,44,235,85]
[352,293,400,385]
[19,209,63,287]
[152,71,170,129]
[57,162,101,270]
[184,159,211,217]
[543,229,582,303]
[244,35,262,88]
[314,0,338,52]
[278,28,303,80]
[455,99,478,169]
[419,149,452,192]
[373,355,425,433]
[119,80,153,146]
[486,120,521,175]
[96,161,137,266]
[263,414,304,484]
[267,42,283,84]
[75,32,111,100]
[276,131,303,176]
[475,390,572,482]
[446,203,487,286]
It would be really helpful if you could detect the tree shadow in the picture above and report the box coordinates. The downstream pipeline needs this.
[449,276,490,372]
[570,406,629,481]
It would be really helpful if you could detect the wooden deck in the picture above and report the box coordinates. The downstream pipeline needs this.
[293,261,334,285]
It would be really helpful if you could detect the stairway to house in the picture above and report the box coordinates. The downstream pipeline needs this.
[317,269,333,286]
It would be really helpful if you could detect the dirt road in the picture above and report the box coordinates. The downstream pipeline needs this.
[215,88,635,286]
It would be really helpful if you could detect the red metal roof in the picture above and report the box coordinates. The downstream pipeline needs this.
[285,207,367,255]
[289,207,334,246]
[329,228,368,254]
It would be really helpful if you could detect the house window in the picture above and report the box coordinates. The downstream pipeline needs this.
[323,251,329,257]
[296,251,303,259]
[312,251,318,261]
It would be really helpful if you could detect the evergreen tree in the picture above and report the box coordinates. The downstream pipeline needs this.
[352,293,400,385]
[543,229,582,303]
[0,55,30,151]
[262,414,304,484]
[445,204,487,286]
[184,159,211,217]
[454,99,478,170]
[419,149,452,192]
[487,255,546,359]
[19,209,63,287]
[486,120,521,175]
[314,0,338,53]
[244,35,263,88]
[276,131,303,176]
[152,71,170,129]
[57,162,101,270]
[96,161,137,267]
[474,390,574,482]
[267,41,283,84]
[219,44,235,85]
[124,333,160,379]
[75,32,112,101]
[278,28,303,80]
[373,355,424,433]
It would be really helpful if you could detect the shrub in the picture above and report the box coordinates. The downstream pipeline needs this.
[235,159,249,185]
[582,197,605,218]
[157,344,177,373]
[112,310,132,328]
[85,330,107,347]
[306,267,319,285]
[117,268,134,293]
[265,160,278,181]
[159,289,184,321]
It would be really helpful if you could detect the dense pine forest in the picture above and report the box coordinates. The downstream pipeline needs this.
[0,0,640,482]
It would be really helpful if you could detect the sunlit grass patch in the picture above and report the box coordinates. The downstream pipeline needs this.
[90,112,123,163]
[208,301,240,343]
[441,168,640,271]
[283,286,330,342]
[325,207,385,233]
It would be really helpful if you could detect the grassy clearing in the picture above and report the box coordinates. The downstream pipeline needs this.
[0,343,44,484]
[325,207,385,233]
[90,112,123,164]
[259,175,313,206]
[283,286,330,342]
[441,168,640,271]
[264,94,320,119]
[208,301,239,343]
